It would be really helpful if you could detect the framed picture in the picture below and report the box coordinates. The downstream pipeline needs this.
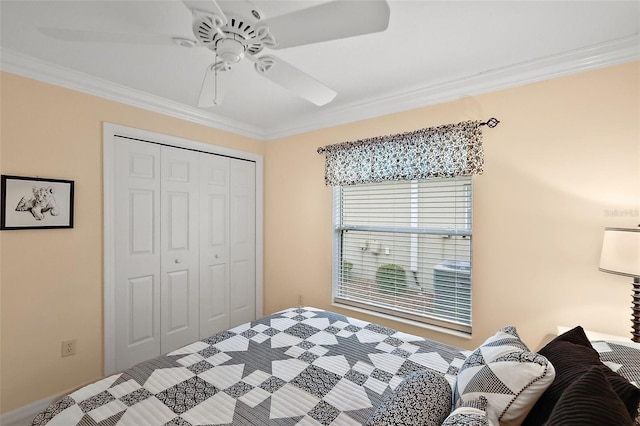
[1,175,74,230]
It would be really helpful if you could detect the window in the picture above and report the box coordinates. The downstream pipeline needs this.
[332,176,472,334]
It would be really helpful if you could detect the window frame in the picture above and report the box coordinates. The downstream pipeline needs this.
[331,178,473,336]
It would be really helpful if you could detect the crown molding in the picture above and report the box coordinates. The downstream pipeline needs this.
[0,48,264,140]
[2,34,638,141]
[263,34,640,140]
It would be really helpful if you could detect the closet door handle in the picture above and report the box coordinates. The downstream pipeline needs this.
[174,259,181,264]
[214,254,219,259]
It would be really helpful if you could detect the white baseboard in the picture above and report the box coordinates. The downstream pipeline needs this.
[0,395,56,426]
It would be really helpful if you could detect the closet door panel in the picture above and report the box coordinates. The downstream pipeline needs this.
[128,275,155,344]
[201,263,228,333]
[230,259,251,321]
[161,146,200,354]
[229,160,256,326]
[114,138,161,371]
[130,190,155,254]
[167,192,190,249]
[200,156,230,337]
[167,270,190,332]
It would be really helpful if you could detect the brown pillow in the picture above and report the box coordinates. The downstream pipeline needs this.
[545,365,633,426]
[523,326,640,425]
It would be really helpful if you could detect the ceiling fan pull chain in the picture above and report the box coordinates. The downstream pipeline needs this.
[214,56,219,102]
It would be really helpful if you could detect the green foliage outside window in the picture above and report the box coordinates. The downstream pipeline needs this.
[376,263,407,296]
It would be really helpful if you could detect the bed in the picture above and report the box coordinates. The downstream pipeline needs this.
[31,307,640,426]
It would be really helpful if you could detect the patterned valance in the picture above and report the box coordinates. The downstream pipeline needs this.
[322,120,484,186]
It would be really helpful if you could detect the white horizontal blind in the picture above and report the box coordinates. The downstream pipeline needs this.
[333,177,472,333]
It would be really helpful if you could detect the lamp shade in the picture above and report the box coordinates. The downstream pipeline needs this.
[599,227,640,277]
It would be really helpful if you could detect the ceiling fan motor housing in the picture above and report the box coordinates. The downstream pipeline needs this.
[193,12,266,59]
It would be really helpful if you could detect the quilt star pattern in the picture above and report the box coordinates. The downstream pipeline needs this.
[31,307,469,426]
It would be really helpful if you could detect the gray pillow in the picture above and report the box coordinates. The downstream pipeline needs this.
[367,369,452,426]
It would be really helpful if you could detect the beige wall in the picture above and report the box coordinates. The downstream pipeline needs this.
[0,72,264,413]
[263,61,640,350]
[1,61,638,415]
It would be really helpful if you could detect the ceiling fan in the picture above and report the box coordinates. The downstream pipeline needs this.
[38,0,390,108]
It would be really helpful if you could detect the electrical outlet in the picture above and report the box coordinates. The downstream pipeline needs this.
[62,339,76,357]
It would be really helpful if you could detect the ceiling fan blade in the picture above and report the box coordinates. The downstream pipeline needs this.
[182,0,227,23]
[253,55,336,106]
[260,0,390,49]
[38,27,176,45]
[198,63,231,107]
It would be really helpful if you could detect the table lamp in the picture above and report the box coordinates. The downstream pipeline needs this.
[599,226,640,342]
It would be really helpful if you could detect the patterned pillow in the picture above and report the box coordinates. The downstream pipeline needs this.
[593,339,640,387]
[367,369,452,426]
[454,326,555,426]
[545,365,634,425]
[442,395,496,426]
[592,339,640,423]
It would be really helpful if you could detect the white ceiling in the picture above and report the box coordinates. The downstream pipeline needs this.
[1,1,639,140]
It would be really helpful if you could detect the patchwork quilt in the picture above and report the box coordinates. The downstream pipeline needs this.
[32,307,469,426]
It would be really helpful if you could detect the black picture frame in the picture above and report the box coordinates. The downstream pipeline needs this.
[1,175,74,230]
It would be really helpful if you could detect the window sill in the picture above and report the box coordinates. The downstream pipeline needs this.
[331,302,473,340]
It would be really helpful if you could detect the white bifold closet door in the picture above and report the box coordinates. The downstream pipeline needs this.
[114,137,255,371]
[160,146,200,354]
[114,139,162,367]
[228,159,256,327]
[199,154,229,338]
[199,156,256,336]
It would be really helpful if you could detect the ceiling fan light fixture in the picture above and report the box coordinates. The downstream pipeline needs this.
[216,38,245,64]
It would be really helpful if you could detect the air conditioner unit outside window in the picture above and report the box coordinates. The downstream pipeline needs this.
[433,260,471,325]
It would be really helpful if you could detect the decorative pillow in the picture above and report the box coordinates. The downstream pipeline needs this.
[592,339,640,387]
[367,369,452,426]
[592,339,640,423]
[523,326,640,425]
[442,395,496,426]
[454,326,555,426]
[545,365,634,426]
